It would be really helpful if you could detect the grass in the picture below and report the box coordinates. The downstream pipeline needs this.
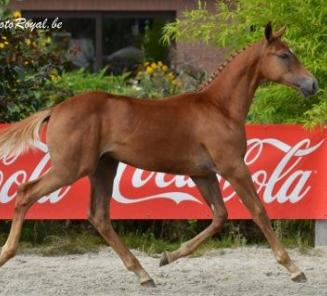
[121,232,180,256]
[17,232,244,258]
[0,220,315,257]
[19,233,104,256]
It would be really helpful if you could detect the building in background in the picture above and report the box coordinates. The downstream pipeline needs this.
[9,0,224,74]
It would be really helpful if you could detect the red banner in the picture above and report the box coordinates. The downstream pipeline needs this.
[0,124,327,220]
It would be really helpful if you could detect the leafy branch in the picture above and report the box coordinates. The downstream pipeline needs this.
[163,0,327,126]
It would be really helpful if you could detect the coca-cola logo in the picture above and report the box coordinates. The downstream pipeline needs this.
[0,141,70,204]
[0,137,324,206]
[244,138,322,204]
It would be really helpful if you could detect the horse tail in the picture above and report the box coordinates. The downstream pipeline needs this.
[0,108,52,159]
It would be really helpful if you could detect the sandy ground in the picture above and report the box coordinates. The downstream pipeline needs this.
[0,247,327,296]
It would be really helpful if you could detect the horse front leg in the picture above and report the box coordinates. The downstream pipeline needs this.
[160,174,227,266]
[221,160,306,282]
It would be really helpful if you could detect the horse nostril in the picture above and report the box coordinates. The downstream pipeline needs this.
[297,77,318,97]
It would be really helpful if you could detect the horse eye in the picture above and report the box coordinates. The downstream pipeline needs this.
[279,53,290,59]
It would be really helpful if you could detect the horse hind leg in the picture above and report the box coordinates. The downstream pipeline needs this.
[87,155,155,287]
[0,169,69,267]
[160,174,227,266]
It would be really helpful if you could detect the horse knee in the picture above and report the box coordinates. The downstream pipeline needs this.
[88,214,108,233]
[14,196,30,211]
[14,187,29,211]
[212,211,228,232]
[88,214,100,227]
[14,179,41,211]
[252,204,269,224]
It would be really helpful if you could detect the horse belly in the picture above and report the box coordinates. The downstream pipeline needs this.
[109,141,215,176]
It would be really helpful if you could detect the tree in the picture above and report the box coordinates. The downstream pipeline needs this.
[0,3,67,122]
[163,0,327,126]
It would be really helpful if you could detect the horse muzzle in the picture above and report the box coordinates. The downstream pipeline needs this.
[296,76,319,97]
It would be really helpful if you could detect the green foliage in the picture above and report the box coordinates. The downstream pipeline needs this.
[143,20,170,63]
[0,8,67,122]
[46,61,198,103]
[163,0,327,126]
[272,220,314,248]
[131,61,198,98]
[0,0,9,16]
[248,85,320,123]
[47,69,135,104]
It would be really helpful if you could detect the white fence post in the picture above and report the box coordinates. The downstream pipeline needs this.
[315,220,327,247]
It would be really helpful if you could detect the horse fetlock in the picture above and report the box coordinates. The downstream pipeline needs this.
[5,249,16,259]
[291,271,307,283]
[275,251,289,265]
[159,251,171,266]
[140,278,156,288]
[0,246,16,261]
[125,258,140,272]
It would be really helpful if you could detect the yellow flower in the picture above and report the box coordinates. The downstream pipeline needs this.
[166,73,175,81]
[25,39,31,46]
[171,79,182,87]
[0,43,5,49]
[13,11,22,19]
[150,62,157,69]
[49,74,59,82]
[146,66,154,74]
[4,41,9,45]
[158,61,163,67]
[1,36,7,40]
[162,65,168,72]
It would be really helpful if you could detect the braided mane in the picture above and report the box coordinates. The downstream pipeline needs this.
[197,46,248,92]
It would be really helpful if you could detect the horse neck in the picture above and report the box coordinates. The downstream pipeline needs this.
[202,42,264,123]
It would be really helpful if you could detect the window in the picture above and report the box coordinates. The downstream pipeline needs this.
[23,11,175,72]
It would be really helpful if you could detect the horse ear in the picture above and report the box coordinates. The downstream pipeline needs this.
[264,22,273,42]
[273,26,286,39]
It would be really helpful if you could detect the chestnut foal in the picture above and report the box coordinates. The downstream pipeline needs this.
[0,23,318,286]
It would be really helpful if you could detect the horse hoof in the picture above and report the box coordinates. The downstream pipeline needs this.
[291,271,307,283]
[159,251,169,267]
[141,279,156,288]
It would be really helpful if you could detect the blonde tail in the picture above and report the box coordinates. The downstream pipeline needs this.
[0,108,52,159]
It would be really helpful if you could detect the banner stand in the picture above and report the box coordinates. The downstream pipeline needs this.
[315,220,327,247]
